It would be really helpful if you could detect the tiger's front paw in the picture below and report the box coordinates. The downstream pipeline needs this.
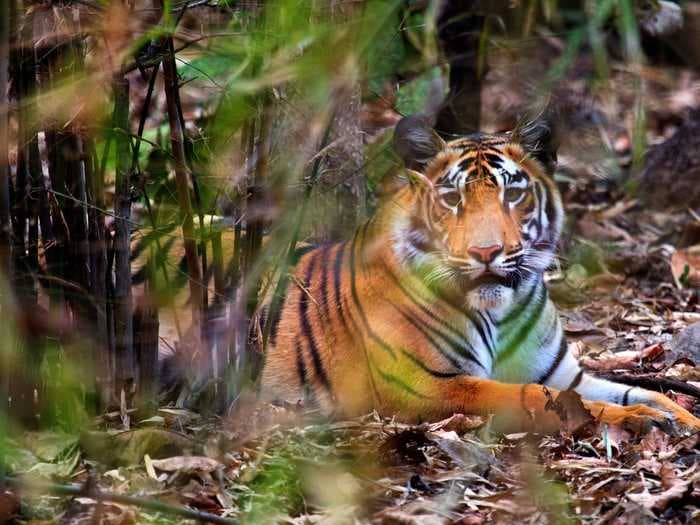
[645,392,700,436]
[585,401,675,435]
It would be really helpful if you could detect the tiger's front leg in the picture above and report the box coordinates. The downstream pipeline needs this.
[377,374,688,434]
[534,349,700,433]
[569,373,700,434]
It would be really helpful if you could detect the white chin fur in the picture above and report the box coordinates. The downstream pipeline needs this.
[467,284,513,312]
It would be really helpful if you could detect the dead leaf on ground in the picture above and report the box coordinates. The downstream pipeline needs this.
[670,246,700,288]
[149,455,223,474]
[544,389,597,437]
[426,413,486,434]
[579,343,665,371]
[627,474,694,510]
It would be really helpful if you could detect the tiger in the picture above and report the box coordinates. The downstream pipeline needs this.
[259,113,700,434]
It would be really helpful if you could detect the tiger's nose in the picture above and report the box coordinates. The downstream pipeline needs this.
[468,244,503,264]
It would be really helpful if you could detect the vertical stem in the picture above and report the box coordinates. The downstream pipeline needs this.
[161,38,204,341]
[0,0,12,279]
[0,0,14,462]
[86,138,111,409]
[112,75,135,402]
[12,4,48,424]
[164,38,208,301]
[132,63,162,413]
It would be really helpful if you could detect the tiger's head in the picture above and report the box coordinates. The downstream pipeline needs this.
[390,114,562,313]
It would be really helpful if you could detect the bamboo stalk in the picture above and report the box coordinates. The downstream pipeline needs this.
[0,0,12,279]
[85,137,112,410]
[161,37,205,341]
[12,25,29,301]
[131,61,164,412]
[112,75,135,403]
[0,0,13,444]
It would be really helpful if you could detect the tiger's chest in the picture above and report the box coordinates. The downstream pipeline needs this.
[403,287,563,385]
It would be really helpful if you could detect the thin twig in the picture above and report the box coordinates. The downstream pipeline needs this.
[599,372,700,399]
[2,476,238,524]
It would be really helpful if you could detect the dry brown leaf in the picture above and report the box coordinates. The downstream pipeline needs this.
[426,413,486,434]
[665,363,700,381]
[670,247,700,288]
[149,456,223,474]
[580,343,664,371]
[659,462,680,490]
[627,478,690,510]
[544,389,597,436]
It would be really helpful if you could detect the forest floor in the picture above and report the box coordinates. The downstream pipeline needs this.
[6,52,700,524]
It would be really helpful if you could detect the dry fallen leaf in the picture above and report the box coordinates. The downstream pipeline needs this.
[426,413,486,434]
[580,343,665,371]
[544,389,597,437]
[670,246,700,288]
[149,456,223,474]
[627,473,694,510]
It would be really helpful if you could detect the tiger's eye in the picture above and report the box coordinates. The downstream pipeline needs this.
[442,191,461,207]
[504,187,525,202]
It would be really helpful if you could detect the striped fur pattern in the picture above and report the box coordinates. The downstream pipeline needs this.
[260,116,700,433]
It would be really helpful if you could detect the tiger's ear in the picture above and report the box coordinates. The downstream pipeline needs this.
[393,114,446,172]
[512,107,559,174]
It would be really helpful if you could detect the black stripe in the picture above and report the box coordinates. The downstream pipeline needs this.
[295,341,307,387]
[394,303,483,371]
[376,367,429,399]
[566,369,584,391]
[622,387,633,406]
[299,251,333,393]
[341,294,382,406]
[348,229,396,358]
[520,384,529,414]
[483,152,503,164]
[436,298,492,355]
[400,268,503,358]
[498,279,540,327]
[292,243,318,264]
[400,349,463,378]
[318,243,333,321]
[268,293,285,348]
[536,337,568,384]
[268,243,302,348]
[458,157,475,172]
[496,285,546,365]
[332,241,350,333]
[475,311,495,357]
[382,263,467,343]
[358,220,372,271]
[544,181,558,229]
